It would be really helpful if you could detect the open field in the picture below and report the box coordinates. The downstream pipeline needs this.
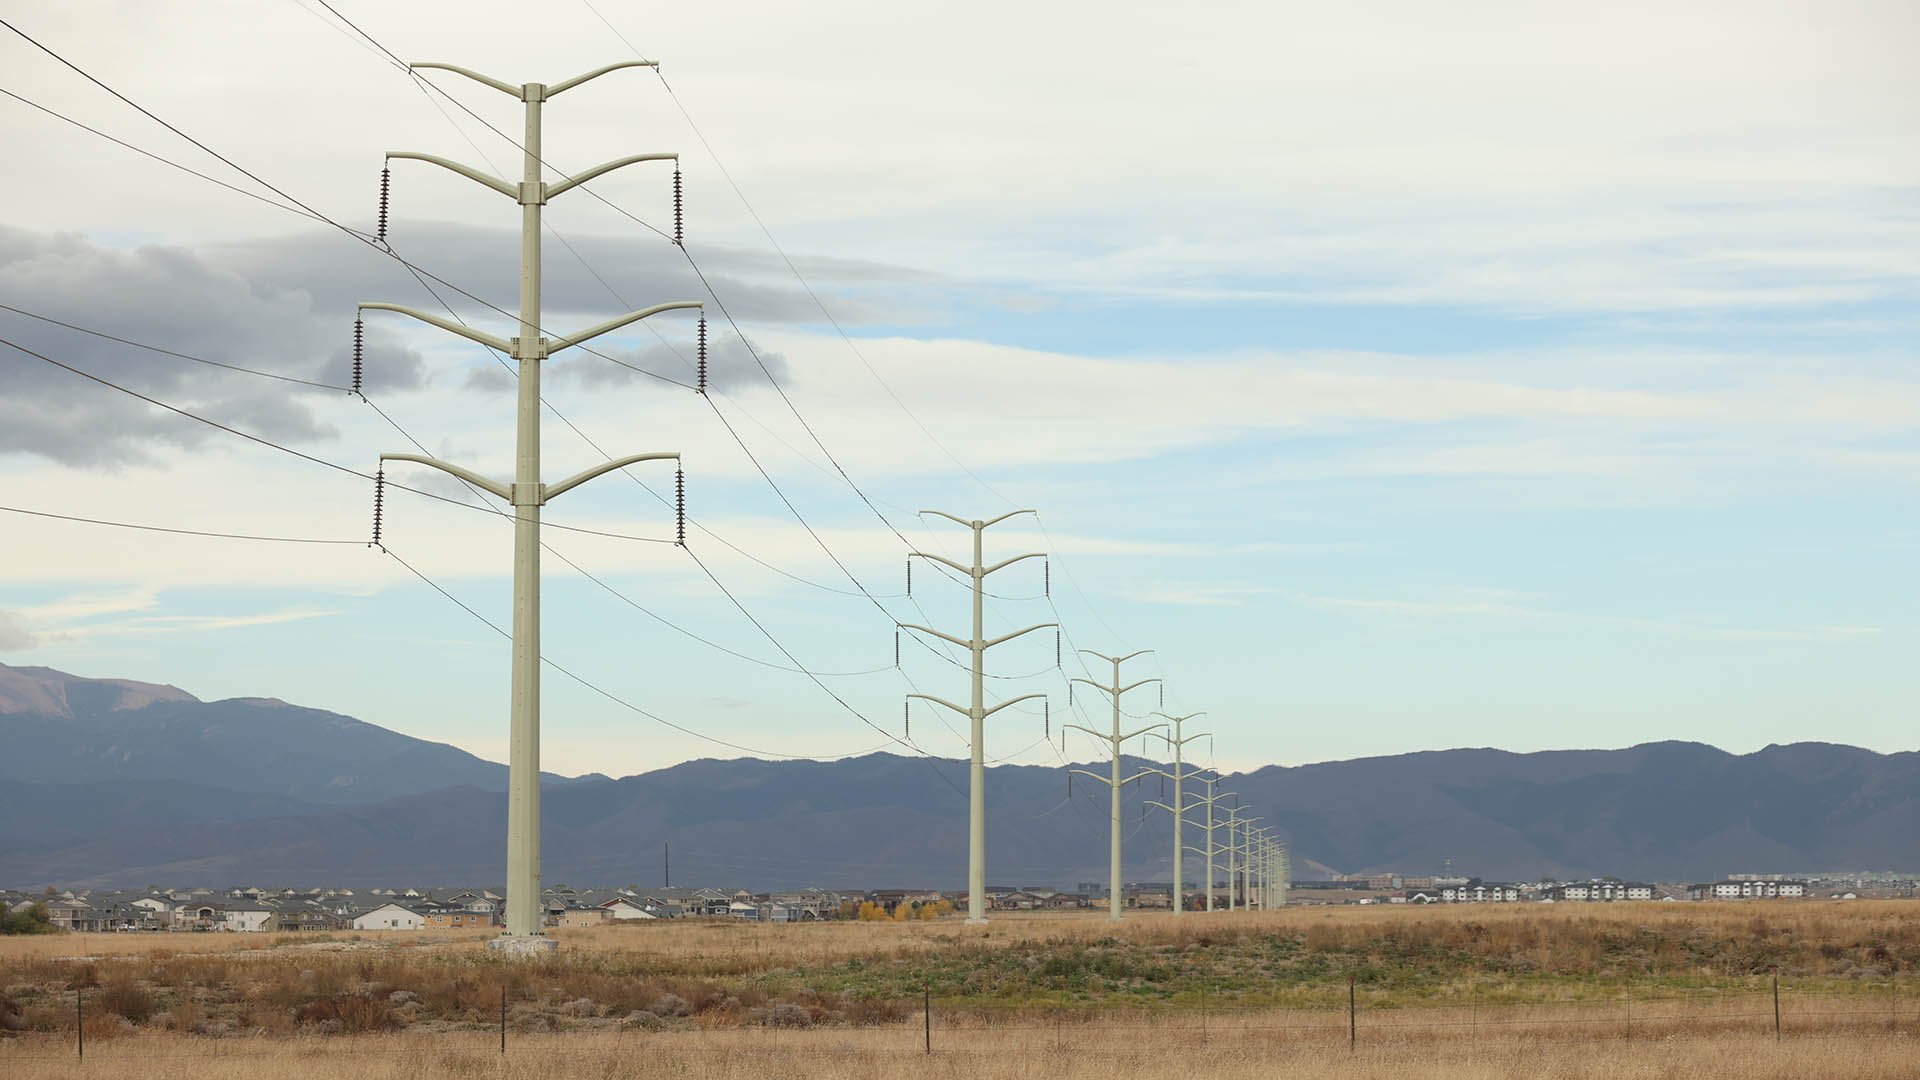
[4,1021,1920,1080]
[4,902,1917,1076]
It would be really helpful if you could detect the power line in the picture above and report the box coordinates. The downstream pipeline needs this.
[379,545,891,762]
[569,5,1153,714]
[12,11,1107,776]
[0,17,695,397]
[0,301,350,392]
[0,503,360,544]
[0,86,320,224]
[0,332,673,543]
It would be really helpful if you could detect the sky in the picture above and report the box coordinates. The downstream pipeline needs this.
[1,0,1915,779]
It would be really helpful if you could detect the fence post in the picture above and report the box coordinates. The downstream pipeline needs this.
[76,989,83,1060]
[924,983,931,1055]
[500,984,507,1054]
[1773,971,1781,1041]
[1348,974,1356,1055]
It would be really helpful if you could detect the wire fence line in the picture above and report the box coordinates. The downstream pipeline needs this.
[5,975,1910,1062]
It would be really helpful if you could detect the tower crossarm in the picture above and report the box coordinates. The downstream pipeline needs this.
[358,302,510,354]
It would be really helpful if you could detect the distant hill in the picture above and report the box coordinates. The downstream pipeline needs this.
[0,663,596,805]
[2,664,1915,889]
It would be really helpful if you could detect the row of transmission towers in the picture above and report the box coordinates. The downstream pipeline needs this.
[358,55,1287,954]
[903,514,1288,923]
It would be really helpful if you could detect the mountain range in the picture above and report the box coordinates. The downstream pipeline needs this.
[3,663,1915,889]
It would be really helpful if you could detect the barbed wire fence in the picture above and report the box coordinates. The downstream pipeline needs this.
[1,969,1909,1063]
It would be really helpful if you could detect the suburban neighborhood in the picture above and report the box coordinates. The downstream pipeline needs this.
[4,870,1906,934]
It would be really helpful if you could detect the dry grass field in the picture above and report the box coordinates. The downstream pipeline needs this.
[3,902,1916,1077]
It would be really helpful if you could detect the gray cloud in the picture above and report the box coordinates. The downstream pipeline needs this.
[213,221,917,329]
[0,226,421,467]
[1,220,923,467]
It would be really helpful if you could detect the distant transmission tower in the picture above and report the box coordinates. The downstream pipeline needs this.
[363,59,697,956]
[898,510,1054,924]
[1143,711,1209,916]
[1066,650,1164,922]
[1180,773,1233,912]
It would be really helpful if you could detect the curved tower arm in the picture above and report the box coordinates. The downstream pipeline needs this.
[358,303,511,354]
[1079,648,1155,665]
[906,693,969,718]
[549,301,703,355]
[985,622,1057,649]
[899,623,969,649]
[984,551,1047,576]
[379,453,511,502]
[982,693,1046,719]
[908,551,971,577]
[546,452,678,502]
[547,153,678,199]
[547,59,659,97]
[410,62,521,97]
[981,508,1038,529]
[386,152,517,198]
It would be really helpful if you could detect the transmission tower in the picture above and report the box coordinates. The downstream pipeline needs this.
[898,509,1054,924]
[1180,773,1233,912]
[1066,650,1163,922]
[1142,711,1208,915]
[1221,806,1259,911]
[363,59,697,955]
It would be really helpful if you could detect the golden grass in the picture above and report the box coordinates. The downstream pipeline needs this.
[4,900,1915,1061]
[1,1012,1916,1080]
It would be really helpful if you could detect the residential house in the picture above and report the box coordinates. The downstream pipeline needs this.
[353,902,425,931]
[220,901,277,932]
[1687,880,1809,901]
[550,906,611,929]
[598,897,658,921]
[1439,881,1521,903]
[1548,881,1655,902]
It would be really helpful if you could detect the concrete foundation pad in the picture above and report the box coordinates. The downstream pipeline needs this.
[486,934,559,958]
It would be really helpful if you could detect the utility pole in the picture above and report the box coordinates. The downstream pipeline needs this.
[1066,651,1163,921]
[365,60,696,956]
[899,510,1054,925]
[1143,712,1208,916]
[1181,773,1232,912]
[1274,841,1289,908]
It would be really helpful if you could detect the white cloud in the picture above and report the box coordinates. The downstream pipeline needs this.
[0,610,36,651]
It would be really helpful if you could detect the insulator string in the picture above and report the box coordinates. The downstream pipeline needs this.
[1043,697,1050,738]
[351,317,364,399]
[370,466,385,549]
[696,314,707,395]
[894,629,901,669]
[903,699,910,738]
[1044,560,1050,598]
[674,466,686,546]
[375,165,391,244]
[905,557,912,596]
[672,165,683,247]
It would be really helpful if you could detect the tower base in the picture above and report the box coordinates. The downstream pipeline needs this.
[487,934,559,958]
